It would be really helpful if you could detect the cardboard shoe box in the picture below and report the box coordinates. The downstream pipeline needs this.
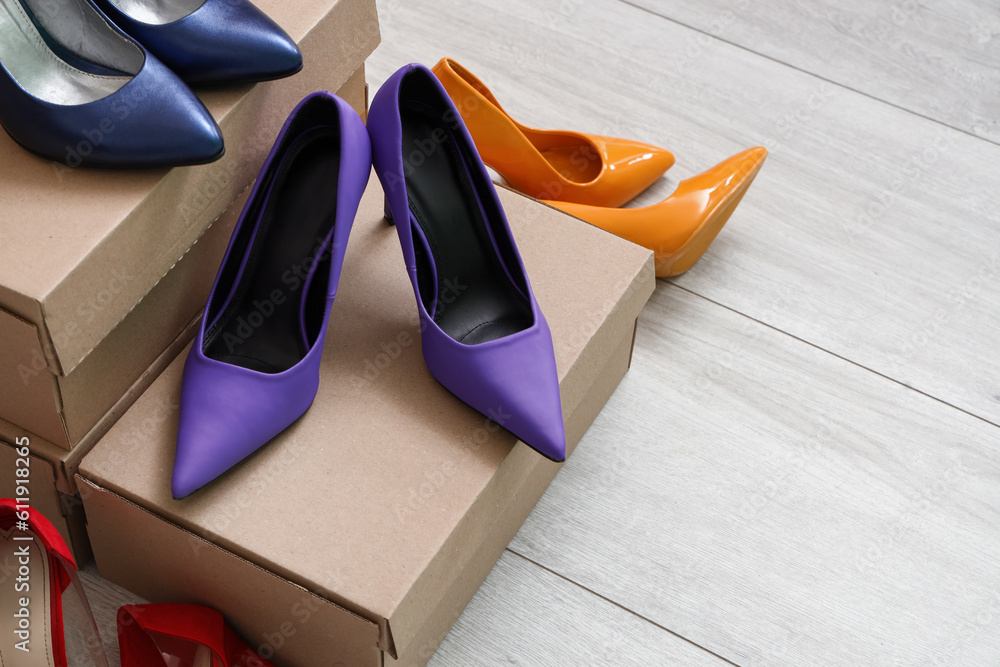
[77,176,656,666]
[0,0,380,450]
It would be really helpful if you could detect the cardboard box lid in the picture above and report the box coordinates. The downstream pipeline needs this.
[79,176,654,656]
[0,0,379,377]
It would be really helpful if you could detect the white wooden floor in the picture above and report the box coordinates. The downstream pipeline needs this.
[83,0,1000,665]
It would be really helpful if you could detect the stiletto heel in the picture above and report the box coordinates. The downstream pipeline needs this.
[172,92,372,498]
[369,63,567,462]
[0,499,109,667]
[546,147,768,277]
[117,604,276,667]
[384,195,395,225]
[432,57,674,207]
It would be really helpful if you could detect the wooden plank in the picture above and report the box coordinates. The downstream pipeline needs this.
[624,0,1000,143]
[511,285,1000,666]
[79,563,145,667]
[430,552,729,666]
[368,0,1000,426]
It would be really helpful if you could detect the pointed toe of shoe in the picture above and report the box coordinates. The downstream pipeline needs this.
[747,145,768,162]
[173,349,320,497]
[158,0,302,84]
[186,14,302,84]
[116,61,225,166]
[172,95,226,163]
[706,146,768,185]
[682,146,768,217]
[543,145,768,277]
[631,141,677,181]
[179,113,226,164]
[171,447,223,500]
[650,145,767,275]
[421,316,567,462]
[599,137,674,175]
[507,396,567,462]
[0,53,223,168]
[173,397,266,499]
[95,58,224,167]
[494,346,567,461]
[235,26,303,83]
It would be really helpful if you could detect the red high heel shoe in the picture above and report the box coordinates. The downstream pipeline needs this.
[117,604,277,667]
[0,498,108,667]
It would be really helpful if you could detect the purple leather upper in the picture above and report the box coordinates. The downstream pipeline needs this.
[172,92,371,498]
[367,64,567,462]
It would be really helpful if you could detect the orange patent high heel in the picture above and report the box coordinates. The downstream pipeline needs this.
[0,499,109,667]
[546,147,767,277]
[432,57,675,207]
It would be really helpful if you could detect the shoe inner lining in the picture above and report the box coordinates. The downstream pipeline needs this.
[399,74,532,345]
[0,530,55,667]
[106,0,207,26]
[0,0,140,105]
[203,125,342,374]
[536,138,602,184]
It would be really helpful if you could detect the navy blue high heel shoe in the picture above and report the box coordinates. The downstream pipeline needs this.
[0,0,224,168]
[91,0,302,85]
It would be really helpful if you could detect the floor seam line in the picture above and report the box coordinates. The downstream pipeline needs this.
[664,282,1000,429]
[616,0,999,148]
[504,548,745,667]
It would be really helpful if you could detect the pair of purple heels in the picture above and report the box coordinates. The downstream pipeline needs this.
[172,64,566,499]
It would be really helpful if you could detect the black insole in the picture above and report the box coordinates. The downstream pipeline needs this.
[204,128,341,372]
[401,104,532,344]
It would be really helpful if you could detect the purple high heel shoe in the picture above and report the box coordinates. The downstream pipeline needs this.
[172,92,371,498]
[368,64,567,462]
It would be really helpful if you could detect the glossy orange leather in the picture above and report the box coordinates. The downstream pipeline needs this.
[546,147,767,277]
[432,57,675,207]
